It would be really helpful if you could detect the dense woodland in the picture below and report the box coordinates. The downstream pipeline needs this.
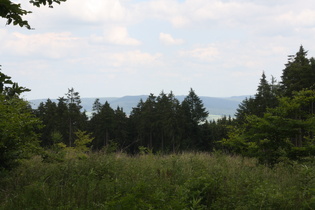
[34,46,315,165]
[1,0,315,171]
[2,46,315,208]
[34,87,231,154]
[3,3,315,208]
[0,46,315,170]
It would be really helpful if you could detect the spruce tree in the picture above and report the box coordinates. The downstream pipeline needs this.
[35,99,59,147]
[281,46,315,96]
[156,91,180,152]
[180,88,209,149]
[65,88,83,147]
[141,94,157,149]
[235,73,279,124]
[89,101,115,149]
[182,88,209,124]
[113,106,129,150]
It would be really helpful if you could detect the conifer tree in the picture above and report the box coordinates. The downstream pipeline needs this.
[129,99,145,151]
[113,106,129,150]
[141,94,157,149]
[89,101,115,149]
[224,46,315,165]
[56,97,69,144]
[235,73,279,124]
[180,88,209,149]
[92,98,102,114]
[281,46,315,96]
[156,91,180,152]
[65,88,83,147]
[35,99,59,147]
[182,88,209,124]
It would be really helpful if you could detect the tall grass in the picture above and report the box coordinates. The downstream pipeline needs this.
[1,151,315,209]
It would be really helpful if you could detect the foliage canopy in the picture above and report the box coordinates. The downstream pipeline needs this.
[228,46,315,165]
[0,69,41,170]
[0,0,66,29]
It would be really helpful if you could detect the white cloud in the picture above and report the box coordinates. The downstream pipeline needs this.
[108,50,163,67]
[63,0,127,23]
[170,16,191,28]
[132,0,315,35]
[23,0,131,28]
[23,0,315,33]
[159,33,184,45]
[3,0,315,100]
[1,32,82,59]
[179,46,219,62]
[105,26,141,46]
[276,9,315,27]
[133,0,191,27]
[131,0,263,28]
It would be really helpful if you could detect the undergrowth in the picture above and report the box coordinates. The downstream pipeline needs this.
[1,151,315,209]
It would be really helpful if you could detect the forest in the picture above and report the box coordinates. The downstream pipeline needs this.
[1,46,315,209]
[2,46,314,167]
[3,1,315,208]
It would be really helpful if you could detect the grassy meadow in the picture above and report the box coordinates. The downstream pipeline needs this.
[1,151,315,209]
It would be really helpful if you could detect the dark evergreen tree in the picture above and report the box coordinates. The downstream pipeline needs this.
[224,46,315,165]
[279,46,315,146]
[281,46,315,96]
[56,97,69,144]
[35,99,59,147]
[89,101,116,149]
[200,116,234,151]
[92,98,102,113]
[113,106,129,150]
[65,88,84,147]
[235,97,255,124]
[35,89,87,148]
[140,94,157,150]
[129,99,145,152]
[156,91,181,152]
[255,73,279,114]
[130,92,182,153]
[179,88,209,149]
[235,73,279,124]
[223,90,315,165]
[128,90,215,153]
[182,88,209,124]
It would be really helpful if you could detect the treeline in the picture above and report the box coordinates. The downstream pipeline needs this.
[0,66,232,170]
[35,88,233,154]
[1,46,315,170]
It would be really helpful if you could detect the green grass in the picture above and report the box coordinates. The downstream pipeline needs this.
[1,151,315,209]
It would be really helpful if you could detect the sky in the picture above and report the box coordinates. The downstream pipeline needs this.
[1,0,315,100]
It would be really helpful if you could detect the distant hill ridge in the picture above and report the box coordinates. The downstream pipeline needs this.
[29,95,249,118]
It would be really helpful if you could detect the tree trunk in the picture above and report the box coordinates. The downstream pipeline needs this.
[149,131,153,149]
[105,128,109,146]
[69,118,72,147]
[161,131,164,152]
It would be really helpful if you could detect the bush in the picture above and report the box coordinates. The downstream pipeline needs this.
[0,95,42,170]
[1,152,315,209]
